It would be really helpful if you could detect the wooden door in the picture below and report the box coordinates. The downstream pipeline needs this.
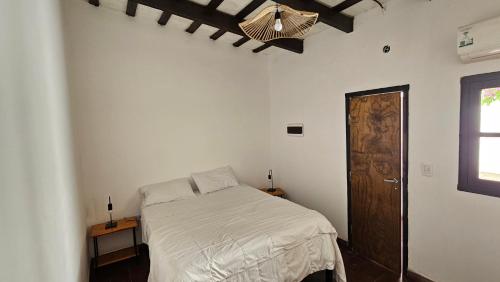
[348,92,402,273]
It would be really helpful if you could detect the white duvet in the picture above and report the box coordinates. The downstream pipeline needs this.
[141,185,346,282]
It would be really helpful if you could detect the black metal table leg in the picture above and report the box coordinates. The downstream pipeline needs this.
[93,237,99,269]
[133,227,138,257]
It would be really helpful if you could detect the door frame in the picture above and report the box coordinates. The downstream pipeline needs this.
[345,85,409,274]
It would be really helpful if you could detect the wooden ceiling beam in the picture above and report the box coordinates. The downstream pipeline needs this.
[185,22,203,33]
[273,0,354,32]
[136,0,303,53]
[210,29,226,40]
[210,0,267,41]
[157,12,172,26]
[89,0,99,7]
[331,0,363,13]
[186,0,224,34]
[233,37,250,47]
[126,1,138,17]
[253,43,271,53]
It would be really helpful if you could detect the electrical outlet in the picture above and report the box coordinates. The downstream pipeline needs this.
[421,163,433,177]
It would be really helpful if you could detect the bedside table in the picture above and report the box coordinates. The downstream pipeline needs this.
[90,217,139,268]
[260,187,287,198]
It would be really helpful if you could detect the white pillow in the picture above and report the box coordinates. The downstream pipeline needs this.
[140,178,195,207]
[192,166,239,194]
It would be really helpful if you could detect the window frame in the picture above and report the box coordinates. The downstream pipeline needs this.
[458,71,500,198]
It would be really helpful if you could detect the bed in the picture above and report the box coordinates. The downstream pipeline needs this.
[141,184,346,282]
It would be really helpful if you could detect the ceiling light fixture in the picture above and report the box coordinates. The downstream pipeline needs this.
[274,7,283,32]
[239,4,318,42]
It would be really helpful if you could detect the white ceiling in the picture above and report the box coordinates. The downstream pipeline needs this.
[94,0,391,55]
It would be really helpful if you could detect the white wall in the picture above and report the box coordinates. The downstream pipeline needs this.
[0,1,88,282]
[63,0,270,253]
[269,0,500,281]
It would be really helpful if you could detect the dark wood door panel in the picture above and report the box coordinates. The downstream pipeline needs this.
[349,92,401,273]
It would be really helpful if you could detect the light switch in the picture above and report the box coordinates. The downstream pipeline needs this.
[421,163,433,177]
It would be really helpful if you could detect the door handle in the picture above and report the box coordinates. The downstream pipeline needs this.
[383,178,399,184]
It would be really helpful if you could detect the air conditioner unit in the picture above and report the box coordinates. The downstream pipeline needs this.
[458,16,500,63]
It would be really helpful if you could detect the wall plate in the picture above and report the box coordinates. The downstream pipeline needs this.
[287,123,304,136]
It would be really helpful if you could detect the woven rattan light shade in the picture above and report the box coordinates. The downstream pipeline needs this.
[239,5,318,42]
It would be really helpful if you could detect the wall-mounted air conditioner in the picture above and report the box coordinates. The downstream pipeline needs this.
[458,16,500,63]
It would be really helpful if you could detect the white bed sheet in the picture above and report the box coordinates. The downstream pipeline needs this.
[141,184,346,282]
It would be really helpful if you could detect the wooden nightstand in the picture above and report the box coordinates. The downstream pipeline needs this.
[90,217,139,268]
[260,187,287,198]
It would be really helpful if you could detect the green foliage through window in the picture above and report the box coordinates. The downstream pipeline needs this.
[481,88,500,106]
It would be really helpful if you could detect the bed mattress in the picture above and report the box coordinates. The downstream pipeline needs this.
[141,184,346,282]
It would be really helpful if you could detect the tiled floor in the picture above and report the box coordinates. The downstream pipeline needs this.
[90,244,412,282]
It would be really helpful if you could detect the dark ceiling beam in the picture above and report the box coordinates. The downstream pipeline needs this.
[233,37,250,47]
[186,0,224,34]
[89,0,99,7]
[136,0,303,53]
[185,22,203,33]
[235,0,267,18]
[273,0,354,32]
[157,12,172,26]
[210,30,226,40]
[210,0,267,40]
[331,0,363,13]
[126,1,138,17]
[253,43,271,53]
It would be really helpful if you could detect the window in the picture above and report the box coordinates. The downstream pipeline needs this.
[459,71,500,197]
